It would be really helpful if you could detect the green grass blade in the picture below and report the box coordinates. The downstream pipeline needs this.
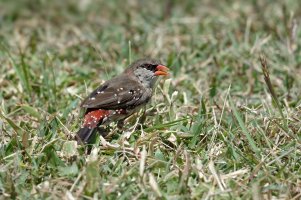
[229,95,260,155]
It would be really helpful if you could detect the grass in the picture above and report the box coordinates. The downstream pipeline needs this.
[0,0,301,199]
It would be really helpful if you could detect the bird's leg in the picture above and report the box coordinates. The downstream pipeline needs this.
[117,119,125,130]
[96,126,110,137]
[136,106,149,129]
[139,107,147,124]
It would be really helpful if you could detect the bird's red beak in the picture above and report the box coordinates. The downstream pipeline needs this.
[155,65,169,76]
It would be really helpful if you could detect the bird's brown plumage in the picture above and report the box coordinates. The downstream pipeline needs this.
[76,58,169,144]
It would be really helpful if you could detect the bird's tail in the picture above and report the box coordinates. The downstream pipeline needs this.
[75,127,98,144]
[75,109,110,144]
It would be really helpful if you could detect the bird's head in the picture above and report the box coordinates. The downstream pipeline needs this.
[126,58,169,88]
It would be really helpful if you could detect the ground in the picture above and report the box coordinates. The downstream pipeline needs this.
[0,0,300,199]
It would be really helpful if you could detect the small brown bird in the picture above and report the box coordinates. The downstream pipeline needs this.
[76,58,169,144]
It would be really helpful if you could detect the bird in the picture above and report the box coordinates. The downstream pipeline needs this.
[75,58,169,144]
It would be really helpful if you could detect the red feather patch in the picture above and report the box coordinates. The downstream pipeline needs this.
[83,109,110,128]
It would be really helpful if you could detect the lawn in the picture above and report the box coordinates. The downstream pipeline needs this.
[0,0,300,199]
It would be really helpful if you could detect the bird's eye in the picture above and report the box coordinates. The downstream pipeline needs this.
[143,64,156,71]
[146,64,151,70]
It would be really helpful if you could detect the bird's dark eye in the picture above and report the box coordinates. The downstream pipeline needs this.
[143,64,156,71]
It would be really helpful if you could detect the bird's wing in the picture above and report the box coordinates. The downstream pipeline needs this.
[81,76,147,110]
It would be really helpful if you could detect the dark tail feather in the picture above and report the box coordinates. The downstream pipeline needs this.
[75,127,97,144]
